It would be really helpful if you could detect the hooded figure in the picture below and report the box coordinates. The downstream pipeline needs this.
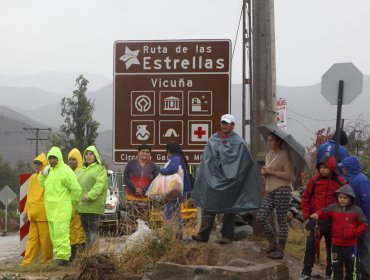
[313,185,368,280]
[78,145,108,248]
[339,156,370,279]
[300,155,347,280]
[316,129,349,172]
[22,153,53,265]
[68,148,85,261]
[38,146,81,265]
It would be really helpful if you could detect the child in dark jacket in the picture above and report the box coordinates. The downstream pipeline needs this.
[311,185,368,280]
[340,156,370,280]
[300,155,347,280]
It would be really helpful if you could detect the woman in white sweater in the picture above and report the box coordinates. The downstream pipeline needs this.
[256,132,295,259]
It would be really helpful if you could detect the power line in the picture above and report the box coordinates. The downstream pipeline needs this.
[23,127,52,157]
[287,108,335,122]
[232,2,243,59]
[287,117,316,135]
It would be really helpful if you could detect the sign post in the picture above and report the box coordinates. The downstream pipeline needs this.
[321,62,363,162]
[0,185,17,235]
[113,40,231,164]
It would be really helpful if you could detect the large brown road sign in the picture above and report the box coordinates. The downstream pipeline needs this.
[114,40,231,164]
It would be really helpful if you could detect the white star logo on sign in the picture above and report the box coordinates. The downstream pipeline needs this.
[120,47,140,69]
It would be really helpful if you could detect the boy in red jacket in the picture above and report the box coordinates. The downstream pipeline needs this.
[311,184,368,280]
[300,156,347,280]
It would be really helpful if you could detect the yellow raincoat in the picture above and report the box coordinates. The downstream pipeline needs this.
[22,153,53,265]
[38,147,81,261]
[68,148,85,246]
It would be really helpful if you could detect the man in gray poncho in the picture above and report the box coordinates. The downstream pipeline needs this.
[191,114,260,244]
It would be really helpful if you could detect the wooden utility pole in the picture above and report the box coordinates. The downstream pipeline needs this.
[250,0,277,165]
[23,127,52,157]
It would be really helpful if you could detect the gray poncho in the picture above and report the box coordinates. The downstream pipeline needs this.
[191,131,260,213]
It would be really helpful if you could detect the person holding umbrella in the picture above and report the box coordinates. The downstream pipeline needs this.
[256,132,295,259]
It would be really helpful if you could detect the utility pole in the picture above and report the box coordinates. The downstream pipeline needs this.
[250,0,277,164]
[242,0,253,140]
[247,0,277,235]
[23,127,52,157]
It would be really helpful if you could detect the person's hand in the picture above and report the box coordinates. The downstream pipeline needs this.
[42,165,51,176]
[23,215,29,224]
[81,194,89,202]
[261,166,267,175]
[310,213,319,219]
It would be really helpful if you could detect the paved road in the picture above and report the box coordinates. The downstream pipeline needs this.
[0,233,21,264]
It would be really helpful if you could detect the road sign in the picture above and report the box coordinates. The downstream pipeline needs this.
[113,40,231,164]
[0,185,17,206]
[321,62,363,105]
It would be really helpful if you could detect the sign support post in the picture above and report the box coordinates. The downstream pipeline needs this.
[334,80,344,163]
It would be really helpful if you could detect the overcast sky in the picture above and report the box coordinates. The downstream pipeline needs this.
[0,0,369,86]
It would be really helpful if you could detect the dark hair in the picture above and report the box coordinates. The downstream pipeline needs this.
[166,141,189,171]
[268,133,284,146]
[331,129,348,146]
[138,144,151,152]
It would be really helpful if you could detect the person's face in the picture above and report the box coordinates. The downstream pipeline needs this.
[220,121,234,134]
[48,156,58,167]
[337,193,351,207]
[138,149,151,161]
[68,158,78,170]
[267,135,281,151]
[319,164,332,177]
[342,167,348,176]
[85,151,96,165]
[33,162,43,173]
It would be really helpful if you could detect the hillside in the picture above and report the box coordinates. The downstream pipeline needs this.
[0,72,369,167]
[0,71,111,95]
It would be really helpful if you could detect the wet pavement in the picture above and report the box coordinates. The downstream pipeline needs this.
[0,233,21,264]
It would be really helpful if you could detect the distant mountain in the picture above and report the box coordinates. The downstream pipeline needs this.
[0,112,53,164]
[0,106,118,169]
[277,74,370,146]
[0,72,369,167]
[0,71,112,95]
[0,86,65,110]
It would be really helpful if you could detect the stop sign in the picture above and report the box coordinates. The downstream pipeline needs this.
[321,62,363,105]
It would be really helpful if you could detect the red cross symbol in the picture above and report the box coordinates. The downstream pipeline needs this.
[194,126,206,139]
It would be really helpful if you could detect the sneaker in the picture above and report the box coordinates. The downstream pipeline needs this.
[216,237,232,244]
[298,274,310,280]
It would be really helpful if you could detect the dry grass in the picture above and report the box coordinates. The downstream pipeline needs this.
[117,217,209,275]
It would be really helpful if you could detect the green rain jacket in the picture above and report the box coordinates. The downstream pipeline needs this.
[38,146,82,222]
[78,146,108,215]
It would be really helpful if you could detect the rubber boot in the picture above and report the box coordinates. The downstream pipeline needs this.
[263,235,277,253]
[268,243,285,259]
[69,245,77,262]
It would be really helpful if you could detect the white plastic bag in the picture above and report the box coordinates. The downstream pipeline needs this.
[145,166,184,201]
[122,219,152,251]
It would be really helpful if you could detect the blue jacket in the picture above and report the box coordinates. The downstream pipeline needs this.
[317,140,349,165]
[341,156,370,222]
[160,154,191,202]
[316,140,349,175]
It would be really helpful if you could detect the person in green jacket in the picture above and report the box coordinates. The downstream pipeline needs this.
[78,145,108,248]
[38,146,81,266]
